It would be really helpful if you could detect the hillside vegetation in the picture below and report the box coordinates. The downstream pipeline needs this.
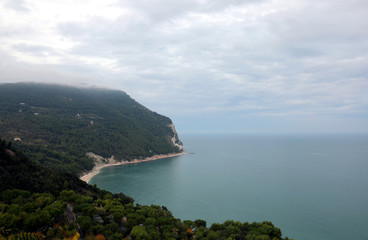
[0,140,292,240]
[0,83,183,175]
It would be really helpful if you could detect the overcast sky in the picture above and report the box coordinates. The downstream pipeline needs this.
[1,0,367,134]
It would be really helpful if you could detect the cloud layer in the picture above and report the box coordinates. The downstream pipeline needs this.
[1,0,367,133]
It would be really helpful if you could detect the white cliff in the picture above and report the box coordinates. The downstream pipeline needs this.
[168,123,184,151]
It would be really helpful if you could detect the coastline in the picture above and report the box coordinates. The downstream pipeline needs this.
[80,152,186,183]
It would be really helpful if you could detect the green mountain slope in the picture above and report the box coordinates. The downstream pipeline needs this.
[0,83,183,174]
[0,138,132,203]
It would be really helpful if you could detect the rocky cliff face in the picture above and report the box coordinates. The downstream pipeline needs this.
[168,123,184,151]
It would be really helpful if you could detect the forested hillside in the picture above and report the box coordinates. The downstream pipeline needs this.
[0,140,292,240]
[0,83,183,175]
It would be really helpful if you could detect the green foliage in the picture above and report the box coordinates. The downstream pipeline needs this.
[248,221,282,239]
[0,83,183,175]
[0,187,291,240]
[207,230,221,240]
[194,219,207,228]
[0,140,133,202]
[1,232,45,240]
[2,190,31,204]
[130,226,151,240]
[77,216,94,232]
[0,191,63,233]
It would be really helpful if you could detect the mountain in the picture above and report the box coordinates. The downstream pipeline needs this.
[0,83,293,240]
[0,82,183,175]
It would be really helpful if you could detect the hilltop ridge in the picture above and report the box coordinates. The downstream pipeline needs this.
[0,82,184,175]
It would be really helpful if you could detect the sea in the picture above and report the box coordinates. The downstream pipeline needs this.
[90,134,368,240]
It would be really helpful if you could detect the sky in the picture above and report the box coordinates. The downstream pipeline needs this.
[0,0,368,134]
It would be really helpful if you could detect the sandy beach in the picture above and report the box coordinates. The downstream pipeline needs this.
[80,152,185,183]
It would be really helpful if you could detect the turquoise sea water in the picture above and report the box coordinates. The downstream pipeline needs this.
[90,134,368,240]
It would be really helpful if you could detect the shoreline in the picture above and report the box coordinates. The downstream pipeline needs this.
[80,152,186,183]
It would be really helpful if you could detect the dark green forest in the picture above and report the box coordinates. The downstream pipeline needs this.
[0,139,293,240]
[0,83,183,175]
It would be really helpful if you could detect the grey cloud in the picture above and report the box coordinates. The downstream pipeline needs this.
[5,0,29,11]
[12,44,57,56]
[0,50,100,86]
[115,0,265,22]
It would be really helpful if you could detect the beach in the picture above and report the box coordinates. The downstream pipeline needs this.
[80,152,186,183]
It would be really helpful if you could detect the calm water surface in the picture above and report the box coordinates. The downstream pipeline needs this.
[90,134,368,240]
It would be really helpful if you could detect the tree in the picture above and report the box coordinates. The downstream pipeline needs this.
[77,216,93,233]
[207,231,220,240]
[130,226,151,240]
[194,219,207,228]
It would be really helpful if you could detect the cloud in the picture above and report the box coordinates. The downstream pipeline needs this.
[0,0,367,133]
[5,0,30,11]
